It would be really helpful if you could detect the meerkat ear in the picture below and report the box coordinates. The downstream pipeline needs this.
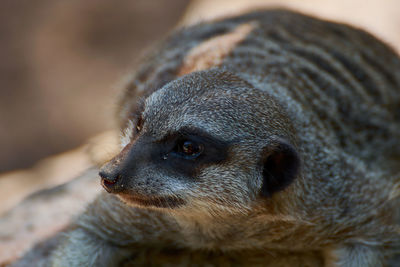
[260,140,300,197]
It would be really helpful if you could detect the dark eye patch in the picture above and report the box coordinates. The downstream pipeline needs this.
[155,127,231,178]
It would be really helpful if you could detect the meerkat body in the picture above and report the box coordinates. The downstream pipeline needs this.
[51,10,400,267]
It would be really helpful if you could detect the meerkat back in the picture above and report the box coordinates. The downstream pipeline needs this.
[51,9,400,267]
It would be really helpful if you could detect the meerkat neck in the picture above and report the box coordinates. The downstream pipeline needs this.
[170,208,313,251]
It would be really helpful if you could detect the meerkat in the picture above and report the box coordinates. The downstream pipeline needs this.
[50,9,400,267]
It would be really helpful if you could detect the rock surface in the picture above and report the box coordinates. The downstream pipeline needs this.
[0,168,101,266]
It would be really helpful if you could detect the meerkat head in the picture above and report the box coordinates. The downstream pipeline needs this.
[99,69,300,216]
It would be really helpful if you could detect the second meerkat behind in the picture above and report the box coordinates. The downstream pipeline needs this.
[51,9,400,267]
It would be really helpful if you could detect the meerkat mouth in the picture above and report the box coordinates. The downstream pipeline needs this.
[118,193,186,209]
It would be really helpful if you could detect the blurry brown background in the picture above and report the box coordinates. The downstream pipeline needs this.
[1,0,399,174]
[0,0,188,173]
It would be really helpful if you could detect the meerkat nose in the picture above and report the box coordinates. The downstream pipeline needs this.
[99,170,121,193]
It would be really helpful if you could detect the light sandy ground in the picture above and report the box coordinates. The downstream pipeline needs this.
[0,131,119,216]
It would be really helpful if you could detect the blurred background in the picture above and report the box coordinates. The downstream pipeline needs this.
[0,0,189,173]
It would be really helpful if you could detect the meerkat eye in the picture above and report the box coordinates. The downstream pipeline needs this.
[174,139,204,159]
[182,141,201,155]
